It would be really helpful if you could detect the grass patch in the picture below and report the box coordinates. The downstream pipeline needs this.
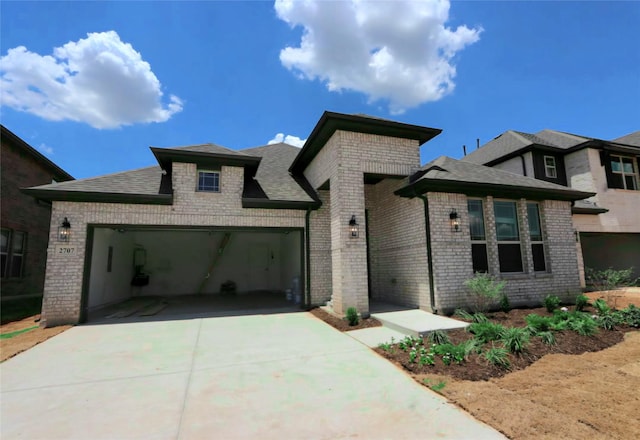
[1,326,38,339]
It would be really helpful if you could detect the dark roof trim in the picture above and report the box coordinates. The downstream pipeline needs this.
[395,178,594,202]
[1,125,74,181]
[289,111,442,173]
[572,206,609,215]
[241,198,321,210]
[21,188,173,205]
[151,147,261,171]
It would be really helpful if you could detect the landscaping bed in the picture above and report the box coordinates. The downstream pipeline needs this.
[1,315,71,362]
[309,307,381,331]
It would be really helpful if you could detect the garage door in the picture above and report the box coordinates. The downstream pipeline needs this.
[83,226,303,319]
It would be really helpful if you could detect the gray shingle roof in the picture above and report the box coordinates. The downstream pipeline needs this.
[462,131,534,165]
[398,156,593,201]
[613,131,640,146]
[157,143,250,156]
[25,166,164,195]
[242,143,315,203]
[533,130,591,149]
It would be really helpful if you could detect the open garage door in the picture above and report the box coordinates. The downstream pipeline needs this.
[82,226,304,321]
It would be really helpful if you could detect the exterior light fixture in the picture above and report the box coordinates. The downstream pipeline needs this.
[58,217,71,242]
[349,215,359,238]
[449,209,460,233]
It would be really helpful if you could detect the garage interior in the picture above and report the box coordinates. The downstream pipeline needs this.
[84,227,304,322]
[580,232,640,282]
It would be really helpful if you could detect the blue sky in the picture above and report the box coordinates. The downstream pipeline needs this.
[1,1,638,179]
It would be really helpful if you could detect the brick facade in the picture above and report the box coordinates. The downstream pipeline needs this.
[1,131,71,298]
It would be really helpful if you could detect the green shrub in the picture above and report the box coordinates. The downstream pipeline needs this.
[525,314,553,334]
[428,330,450,345]
[459,338,482,359]
[592,298,610,315]
[620,304,640,327]
[453,309,474,321]
[537,331,556,345]
[464,273,506,312]
[484,346,510,369]
[597,313,618,331]
[499,294,511,313]
[585,267,635,291]
[544,294,561,313]
[575,294,589,311]
[500,327,530,353]
[566,313,598,336]
[433,343,466,365]
[471,313,490,324]
[346,307,359,326]
[398,335,421,351]
[467,322,506,343]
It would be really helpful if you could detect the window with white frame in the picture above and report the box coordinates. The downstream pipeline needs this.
[1,229,26,278]
[527,203,546,271]
[493,201,523,273]
[544,155,557,178]
[609,155,639,190]
[197,170,220,192]
[468,199,489,273]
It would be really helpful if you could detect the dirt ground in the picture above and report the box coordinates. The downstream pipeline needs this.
[0,315,71,362]
[309,307,382,331]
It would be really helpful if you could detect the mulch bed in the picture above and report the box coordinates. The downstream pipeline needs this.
[310,307,382,331]
[374,306,634,381]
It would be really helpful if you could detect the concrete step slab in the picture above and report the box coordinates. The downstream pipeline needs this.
[372,309,469,338]
[346,327,408,348]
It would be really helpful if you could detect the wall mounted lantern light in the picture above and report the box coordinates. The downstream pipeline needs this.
[449,209,460,233]
[58,217,71,242]
[349,215,359,238]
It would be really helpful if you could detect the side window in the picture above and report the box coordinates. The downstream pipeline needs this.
[609,155,639,190]
[197,170,220,192]
[493,201,523,273]
[468,199,488,273]
[544,156,557,178]
[527,203,546,272]
[1,229,26,278]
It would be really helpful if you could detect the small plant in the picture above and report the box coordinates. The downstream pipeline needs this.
[500,327,530,353]
[467,322,506,343]
[377,341,393,352]
[566,313,598,336]
[428,330,450,345]
[499,294,511,313]
[537,331,556,346]
[430,381,447,392]
[575,294,589,311]
[433,343,466,365]
[398,335,421,352]
[525,314,553,334]
[346,307,359,326]
[471,312,490,324]
[464,272,506,313]
[620,304,640,327]
[597,313,617,331]
[459,338,482,359]
[453,309,474,321]
[544,294,561,313]
[592,298,610,315]
[484,346,510,369]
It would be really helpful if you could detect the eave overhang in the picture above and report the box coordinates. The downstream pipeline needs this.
[241,198,321,210]
[21,188,174,205]
[289,111,442,173]
[571,206,609,215]
[395,178,595,202]
[151,147,262,172]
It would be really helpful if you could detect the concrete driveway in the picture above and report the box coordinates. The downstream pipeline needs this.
[1,312,504,439]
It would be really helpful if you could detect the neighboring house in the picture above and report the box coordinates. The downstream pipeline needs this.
[462,129,640,284]
[1,125,74,299]
[24,112,592,327]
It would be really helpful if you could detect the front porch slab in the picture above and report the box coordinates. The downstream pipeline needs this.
[372,309,469,338]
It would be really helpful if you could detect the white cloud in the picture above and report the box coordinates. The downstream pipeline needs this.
[38,143,54,155]
[268,132,306,147]
[275,0,481,113]
[0,31,183,129]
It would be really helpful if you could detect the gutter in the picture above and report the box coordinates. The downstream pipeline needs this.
[416,192,437,314]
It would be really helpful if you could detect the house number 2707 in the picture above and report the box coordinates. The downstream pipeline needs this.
[58,247,76,255]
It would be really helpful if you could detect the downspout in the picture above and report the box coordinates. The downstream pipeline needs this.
[416,192,437,314]
[304,208,312,310]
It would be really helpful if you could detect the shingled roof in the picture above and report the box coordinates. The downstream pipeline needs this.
[613,131,640,147]
[396,156,593,201]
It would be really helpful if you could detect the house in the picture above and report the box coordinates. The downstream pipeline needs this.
[462,129,640,284]
[1,125,74,299]
[24,112,593,327]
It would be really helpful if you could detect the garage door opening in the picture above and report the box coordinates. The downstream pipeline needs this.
[82,227,304,322]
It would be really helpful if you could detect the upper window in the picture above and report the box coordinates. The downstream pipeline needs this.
[544,156,557,178]
[527,203,546,272]
[468,199,489,273]
[609,155,639,190]
[1,229,26,278]
[197,170,220,192]
[494,201,523,273]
